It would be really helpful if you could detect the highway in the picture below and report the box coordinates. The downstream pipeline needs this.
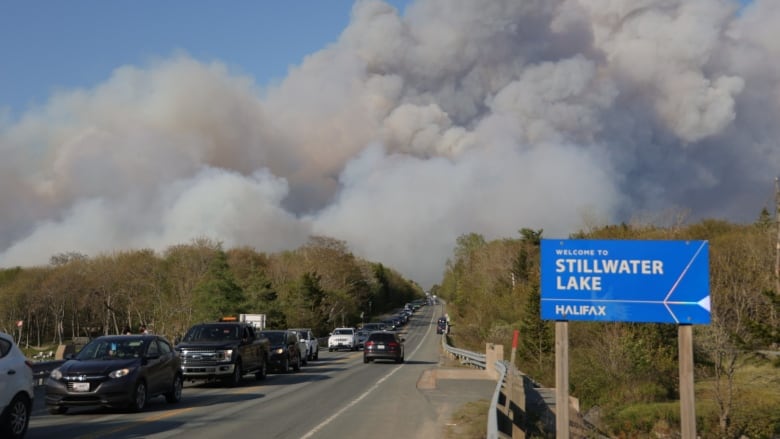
[25,303,493,439]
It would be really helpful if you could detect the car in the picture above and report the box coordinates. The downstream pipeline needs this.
[360,322,387,332]
[328,327,357,351]
[258,330,301,373]
[355,330,369,349]
[363,331,404,364]
[437,317,448,334]
[381,319,397,331]
[0,331,33,439]
[289,328,319,361]
[45,334,182,414]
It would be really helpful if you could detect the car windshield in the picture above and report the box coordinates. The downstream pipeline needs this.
[76,338,146,360]
[334,329,352,335]
[182,325,241,342]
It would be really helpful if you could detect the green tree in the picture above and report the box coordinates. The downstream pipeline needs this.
[193,250,246,321]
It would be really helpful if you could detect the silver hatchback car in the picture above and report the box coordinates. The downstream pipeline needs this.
[0,331,34,439]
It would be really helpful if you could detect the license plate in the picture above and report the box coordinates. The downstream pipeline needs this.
[377,344,385,350]
[72,382,90,392]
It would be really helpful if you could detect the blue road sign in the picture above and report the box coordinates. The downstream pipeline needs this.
[541,239,710,324]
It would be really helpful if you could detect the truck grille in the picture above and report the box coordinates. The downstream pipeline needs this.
[181,349,222,366]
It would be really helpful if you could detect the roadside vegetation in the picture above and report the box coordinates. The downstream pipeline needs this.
[3,209,779,437]
[436,211,780,438]
[0,235,421,348]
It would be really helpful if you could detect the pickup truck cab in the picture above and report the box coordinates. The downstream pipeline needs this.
[328,328,357,351]
[176,322,269,386]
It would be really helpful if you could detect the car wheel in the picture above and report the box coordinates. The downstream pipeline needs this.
[363,356,369,364]
[47,406,68,415]
[396,356,404,364]
[282,356,290,373]
[129,380,148,412]
[165,374,183,403]
[1,395,31,439]
[328,348,333,352]
[229,362,243,387]
[313,349,319,360]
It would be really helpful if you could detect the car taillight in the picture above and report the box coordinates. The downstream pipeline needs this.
[365,341,374,348]
[388,342,399,348]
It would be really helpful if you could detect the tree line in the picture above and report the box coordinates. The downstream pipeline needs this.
[0,235,421,346]
[436,212,780,438]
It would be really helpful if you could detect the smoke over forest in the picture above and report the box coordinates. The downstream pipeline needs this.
[1,0,778,287]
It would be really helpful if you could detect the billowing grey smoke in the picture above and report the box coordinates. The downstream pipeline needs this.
[1,0,778,288]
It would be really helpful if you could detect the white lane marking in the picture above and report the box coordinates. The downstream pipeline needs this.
[300,308,439,439]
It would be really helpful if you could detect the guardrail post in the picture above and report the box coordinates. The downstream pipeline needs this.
[510,369,526,439]
[485,343,503,380]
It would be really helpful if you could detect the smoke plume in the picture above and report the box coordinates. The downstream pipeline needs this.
[1,0,778,288]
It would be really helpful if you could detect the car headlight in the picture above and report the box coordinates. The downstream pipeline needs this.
[221,349,234,361]
[109,368,133,379]
[50,368,62,380]
[274,348,284,355]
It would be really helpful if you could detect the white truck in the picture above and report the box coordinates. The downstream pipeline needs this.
[328,327,357,351]
[239,314,266,330]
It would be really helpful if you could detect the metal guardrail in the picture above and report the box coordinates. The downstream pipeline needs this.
[31,360,65,386]
[487,360,508,439]
[441,334,505,439]
[442,336,486,368]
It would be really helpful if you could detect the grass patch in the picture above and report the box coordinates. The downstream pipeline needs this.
[605,401,680,437]
[444,399,490,439]
[695,357,780,438]
[601,353,780,437]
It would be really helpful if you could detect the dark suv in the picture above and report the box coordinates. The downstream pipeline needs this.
[258,330,301,373]
[45,335,182,414]
[363,332,404,364]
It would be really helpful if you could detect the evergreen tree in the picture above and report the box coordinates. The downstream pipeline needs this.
[193,250,246,321]
[519,287,553,368]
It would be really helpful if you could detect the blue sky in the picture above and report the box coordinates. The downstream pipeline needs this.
[0,1,409,116]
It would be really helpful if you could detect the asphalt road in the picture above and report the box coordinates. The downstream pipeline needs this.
[25,304,496,439]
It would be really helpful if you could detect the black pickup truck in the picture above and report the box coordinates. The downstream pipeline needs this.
[175,322,270,386]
